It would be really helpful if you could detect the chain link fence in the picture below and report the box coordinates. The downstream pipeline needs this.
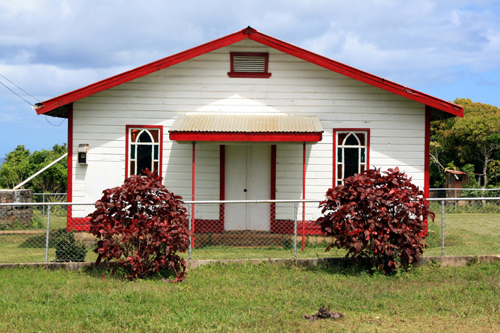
[0,198,498,264]
[426,197,500,256]
[429,188,500,199]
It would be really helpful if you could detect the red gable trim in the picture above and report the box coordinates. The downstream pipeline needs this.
[36,30,250,115]
[248,31,463,118]
[36,27,463,118]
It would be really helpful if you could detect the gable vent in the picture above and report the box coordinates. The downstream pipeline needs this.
[234,55,266,72]
[228,52,271,78]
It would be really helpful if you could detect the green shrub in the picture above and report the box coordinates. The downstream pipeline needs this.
[55,230,87,262]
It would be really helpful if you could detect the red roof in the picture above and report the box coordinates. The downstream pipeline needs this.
[445,169,467,175]
[35,27,464,118]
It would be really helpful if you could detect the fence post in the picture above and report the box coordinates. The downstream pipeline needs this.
[293,202,298,260]
[441,200,445,256]
[44,205,51,263]
[42,193,45,215]
[188,203,192,261]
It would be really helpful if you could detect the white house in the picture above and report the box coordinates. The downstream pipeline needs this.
[34,27,463,234]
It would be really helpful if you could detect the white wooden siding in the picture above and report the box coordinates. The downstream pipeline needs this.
[71,39,426,212]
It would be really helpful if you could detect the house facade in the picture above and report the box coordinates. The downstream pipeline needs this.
[35,27,463,233]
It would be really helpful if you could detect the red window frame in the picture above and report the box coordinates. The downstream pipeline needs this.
[125,125,163,178]
[333,128,370,186]
[227,52,271,78]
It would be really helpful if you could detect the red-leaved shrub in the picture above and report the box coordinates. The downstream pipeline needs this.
[316,167,434,272]
[88,169,191,281]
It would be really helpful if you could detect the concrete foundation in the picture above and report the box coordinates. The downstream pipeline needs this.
[0,255,498,271]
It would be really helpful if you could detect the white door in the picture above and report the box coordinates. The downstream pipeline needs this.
[225,145,271,230]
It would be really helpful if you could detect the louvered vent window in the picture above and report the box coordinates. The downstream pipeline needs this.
[228,52,271,78]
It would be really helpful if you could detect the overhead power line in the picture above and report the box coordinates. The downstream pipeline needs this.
[0,80,34,106]
[0,74,40,102]
[0,73,64,127]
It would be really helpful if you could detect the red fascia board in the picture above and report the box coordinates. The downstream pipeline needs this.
[169,131,322,142]
[36,30,250,115]
[248,32,464,118]
[36,26,463,118]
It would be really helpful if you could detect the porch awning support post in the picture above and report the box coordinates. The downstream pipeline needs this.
[302,142,306,251]
[192,141,196,248]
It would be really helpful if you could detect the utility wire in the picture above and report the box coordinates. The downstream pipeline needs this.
[0,74,65,128]
[0,74,40,102]
[0,80,34,106]
[45,115,65,127]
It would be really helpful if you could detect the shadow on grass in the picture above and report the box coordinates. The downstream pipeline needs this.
[81,263,184,283]
[17,229,66,248]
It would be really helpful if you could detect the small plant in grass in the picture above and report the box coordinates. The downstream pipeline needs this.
[282,238,293,249]
[316,167,434,273]
[30,214,44,229]
[55,230,87,262]
[88,169,191,281]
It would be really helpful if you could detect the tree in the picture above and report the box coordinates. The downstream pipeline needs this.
[430,98,500,189]
[0,144,67,193]
[0,145,31,189]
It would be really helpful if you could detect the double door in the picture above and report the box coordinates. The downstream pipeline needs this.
[225,145,271,230]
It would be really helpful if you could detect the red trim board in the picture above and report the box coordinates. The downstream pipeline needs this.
[270,145,277,227]
[219,145,225,227]
[66,104,74,231]
[192,219,224,233]
[271,220,322,235]
[424,107,431,199]
[302,142,306,251]
[192,143,196,240]
[36,27,463,119]
[170,131,322,142]
[423,106,432,237]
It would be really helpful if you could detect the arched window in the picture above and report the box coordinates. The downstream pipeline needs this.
[335,130,369,185]
[127,126,162,177]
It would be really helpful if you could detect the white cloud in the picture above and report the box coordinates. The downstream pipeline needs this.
[0,0,499,155]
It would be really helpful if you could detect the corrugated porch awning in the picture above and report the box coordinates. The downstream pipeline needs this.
[169,114,323,142]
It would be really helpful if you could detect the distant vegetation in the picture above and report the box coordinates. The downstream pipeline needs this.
[0,144,67,193]
[431,98,500,189]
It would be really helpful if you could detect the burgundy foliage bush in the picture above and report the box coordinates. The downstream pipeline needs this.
[88,169,191,281]
[316,167,434,273]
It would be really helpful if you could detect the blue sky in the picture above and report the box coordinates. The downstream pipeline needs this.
[1,0,499,158]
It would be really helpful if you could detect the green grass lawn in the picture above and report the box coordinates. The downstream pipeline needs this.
[425,213,500,256]
[0,262,499,332]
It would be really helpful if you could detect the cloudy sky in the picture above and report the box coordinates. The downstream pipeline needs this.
[0,0,499,158]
